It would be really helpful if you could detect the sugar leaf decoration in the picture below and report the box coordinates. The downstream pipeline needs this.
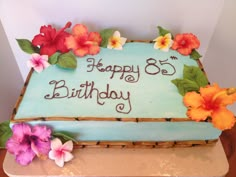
[157,26,173,38]
[100,29,115,47]
[16,39,40,54]
[49,52,60,65]
[171,65,208,96]
[57,52,77,69]
[190,49,202,60]
[52,131,77,143]
[0,121,12,148]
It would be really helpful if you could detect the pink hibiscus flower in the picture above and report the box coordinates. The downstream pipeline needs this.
[32,22,72,56]
[49,138,74,167]
[65,24,102,57]
[27,53,50,73]
[6,123,52,166]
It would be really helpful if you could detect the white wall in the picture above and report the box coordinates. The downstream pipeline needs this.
[0,0,223,80]
[203,0,236,113]
[0,20,23,122]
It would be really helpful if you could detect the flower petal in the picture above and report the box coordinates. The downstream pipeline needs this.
[12,123,32,141]
[27,59,35,68]
[171,34,183,50]
[32,139,51,157]
[154,42,160,49]
[63,151,74,162]
[114,45,123,50]
[32,34,49,46]
[72,24,88,38]
[15,148,35,166]
[65,35,79,50]
[55,156,65,167]
[54,32,70,53]
[88,32,102,44]
[33,65,44,73]
[186,107,211,121]
[183,91,204,108]
[200,83,221,102]
[113,31,121,38]
[40,44,57,56]
[6,138,28,155]
[61,140,73,152]
[177,47,193,56]
[188,33,200,49]
[214,90,236,106]
[32,125,52,140]
[88,45,100,55]
[120,37,127,46]
[212,108,236,130]
[41,55,49,61]
[40,25,56,39]
[160,45,170,52]
[74,47,89,57]
[41,60,50,69]
[51,138,63,150]
[49,150,57,160]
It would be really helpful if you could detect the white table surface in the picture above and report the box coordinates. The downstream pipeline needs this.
[3,140,228,177]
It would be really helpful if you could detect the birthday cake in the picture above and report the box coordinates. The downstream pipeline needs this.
[5,22,236,167]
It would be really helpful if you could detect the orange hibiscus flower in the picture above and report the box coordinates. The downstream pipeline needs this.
[172,33,200,56]
[183,84,236,130]
[65,24,102,57]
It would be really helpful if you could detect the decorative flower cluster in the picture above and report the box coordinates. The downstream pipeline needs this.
[155,26,236,130]
[17,22,127,73]
[6,123,74,167]
[153,26,201,59]
[171,65,236,131]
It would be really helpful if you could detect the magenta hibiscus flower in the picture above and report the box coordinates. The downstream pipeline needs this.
[6,123,52,166]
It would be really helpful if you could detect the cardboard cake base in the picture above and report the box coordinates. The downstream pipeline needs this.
[3,139,228,177]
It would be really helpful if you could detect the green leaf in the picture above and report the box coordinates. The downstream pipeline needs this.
[0,121,12,148]
[157,26,171,36]
[190,49,202,60]
[57,52,77,69]
[183,65,208,87]
[16,39,40,54]
[100,29,115,47]
[52,131,77,143]
[49,52,60,64]
[171,78,200,96]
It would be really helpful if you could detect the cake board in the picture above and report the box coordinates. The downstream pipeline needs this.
[3,139,228,177]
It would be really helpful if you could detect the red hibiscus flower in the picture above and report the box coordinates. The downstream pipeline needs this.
[172,33,200,56]
[32,22,72,56]
[65,24,102,57]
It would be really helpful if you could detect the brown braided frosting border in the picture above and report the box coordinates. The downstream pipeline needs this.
[73,139,218,148]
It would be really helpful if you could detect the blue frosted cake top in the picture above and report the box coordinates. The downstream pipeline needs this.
[15,42,198,119]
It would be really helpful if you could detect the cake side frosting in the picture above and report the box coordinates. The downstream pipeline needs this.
[14,42,199,119]
[23,120,221,141]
